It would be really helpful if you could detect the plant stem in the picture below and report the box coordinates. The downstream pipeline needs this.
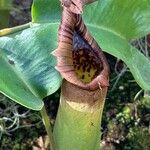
[40,106,55,150]
[0,23,30,36]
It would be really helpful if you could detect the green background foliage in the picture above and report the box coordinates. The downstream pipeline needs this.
[0,0,12,29]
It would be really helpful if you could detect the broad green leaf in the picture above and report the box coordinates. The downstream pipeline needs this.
[83,0,150,90]
[0,23,62,110]
[0,52,43,110]
[31,0,61,23]
[84,0,150,40]
[88,27,150,90]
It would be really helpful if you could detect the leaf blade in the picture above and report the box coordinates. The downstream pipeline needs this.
[83,0,150,90]
[84,0,150,40]
[0,23,62,109]
[31,0,61,23]
[87,26,150,90]
[0,53,44,110]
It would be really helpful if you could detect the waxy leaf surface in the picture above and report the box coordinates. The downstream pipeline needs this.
[32,0,61,23]
[0,24,61,110]
[83,0,150,90]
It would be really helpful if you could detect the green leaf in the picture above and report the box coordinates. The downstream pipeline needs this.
[88,27,150,90]
[83,0,150,90]
[0,52,44,110]
[31,0,61,23]
[84,0,150,40]
[0,23,62,110]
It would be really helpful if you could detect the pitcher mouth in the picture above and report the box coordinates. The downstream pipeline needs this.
[72,47,103,83]
[53,8,109,90]
[53,41,109,91]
